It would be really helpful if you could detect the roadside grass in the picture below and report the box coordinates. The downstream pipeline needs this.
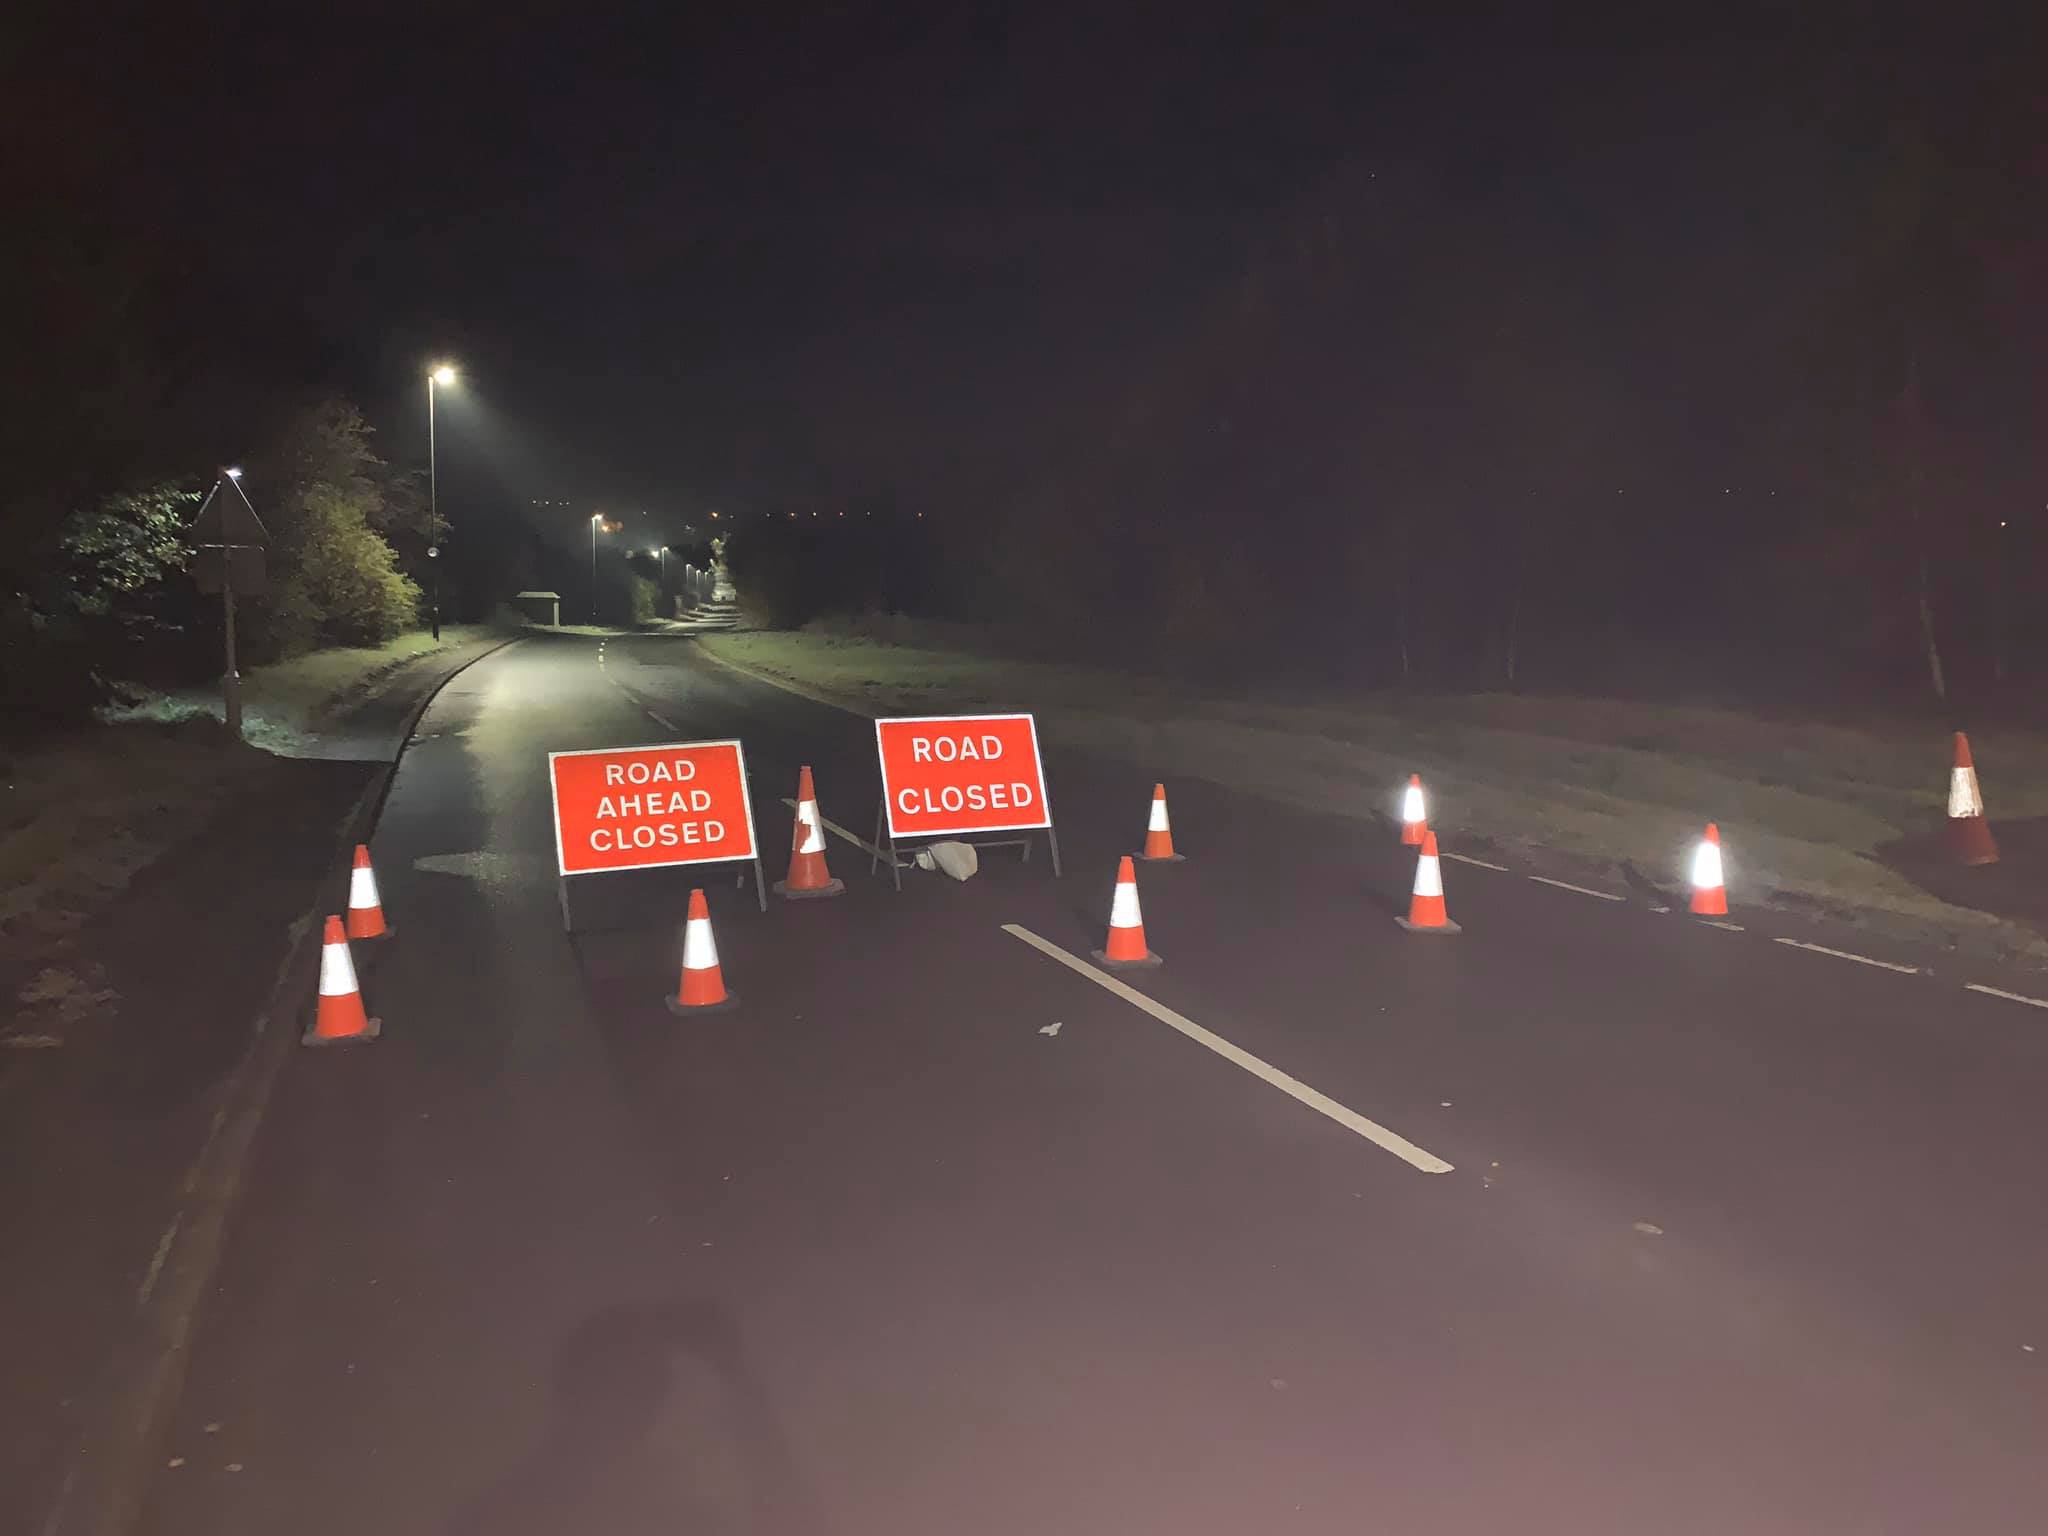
[3,625,502,1041]
[1,721,264,1040]
[103,624,500,749]
[701,631,2048,958]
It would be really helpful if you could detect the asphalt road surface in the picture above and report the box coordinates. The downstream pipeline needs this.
[136,632,2047,1535]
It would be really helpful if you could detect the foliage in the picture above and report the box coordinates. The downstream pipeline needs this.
[626,572,660,625]
[263,399,426,538]
[56,483,197,622]
[1,482,202,725]
[267,485,421,652]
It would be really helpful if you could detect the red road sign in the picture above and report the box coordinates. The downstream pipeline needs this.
[549,739,758,877]
[875,713,1052,839]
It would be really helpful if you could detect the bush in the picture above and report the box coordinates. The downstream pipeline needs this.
[626,573,659,626]
[267,487,420,651]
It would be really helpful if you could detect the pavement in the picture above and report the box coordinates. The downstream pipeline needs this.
[3,634,517,1536]
[123,631,2046,1535]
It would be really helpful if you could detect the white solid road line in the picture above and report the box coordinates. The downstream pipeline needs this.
[1771,937,1920,975]
[1964,982,2048,1010]
[779,797,906,867]
[1002,923,1454,1175]
[1527,875,1626,902]
[1442,851,1510,871]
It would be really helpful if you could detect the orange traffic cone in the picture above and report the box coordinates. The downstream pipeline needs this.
[1400,774,1428,846]
[774,766,845,898]
[345,843,391,939]
[1396,831,1461,933]
[1138,782,1183,861]
[1946,732,1999,866]
[1094,855,1161,968]
[1689,823,1729,916]
[667,888,735,1013]
[304,915,381,1044]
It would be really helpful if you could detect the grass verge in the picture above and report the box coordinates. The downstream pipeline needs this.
[3,627,506,1041]
[701,630,2048,962]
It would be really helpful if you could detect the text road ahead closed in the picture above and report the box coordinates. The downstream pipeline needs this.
[876,714,1052,839]
[549,739,758,876]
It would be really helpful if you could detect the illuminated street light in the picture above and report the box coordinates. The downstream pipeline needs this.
[225,466,243,479]
[432,364,457,386]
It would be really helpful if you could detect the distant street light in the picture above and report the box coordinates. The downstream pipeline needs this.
[427,362,458,641]
[225,466,243,479]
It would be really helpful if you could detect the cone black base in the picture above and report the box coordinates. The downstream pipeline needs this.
[1394,917,1462,935]
[772,878,845,899]
[665,992,738,1015]
[1093,948,1162,969]
[302,1016,383,1046]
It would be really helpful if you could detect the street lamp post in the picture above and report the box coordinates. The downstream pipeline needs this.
[591,513,604,622]
[427,364,457,641]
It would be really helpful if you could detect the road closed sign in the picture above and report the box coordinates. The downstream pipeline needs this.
[549,739,758,876]
[876,713,1052,839]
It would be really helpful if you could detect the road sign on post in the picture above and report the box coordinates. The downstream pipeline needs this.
[548,739,765,925]
[187,472,270,737]
[871,713,1060,889]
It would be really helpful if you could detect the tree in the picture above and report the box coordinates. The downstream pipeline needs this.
[268,485,421,651]
[55,483,196,624]
[1,482,202,723]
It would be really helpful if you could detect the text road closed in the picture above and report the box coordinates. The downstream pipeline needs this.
[876,714,1051,838]
[549,739,757,876]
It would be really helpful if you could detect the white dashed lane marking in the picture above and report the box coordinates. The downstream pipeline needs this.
[1771,937,1920,975]
[1964,983,2048,1011]
[1527,875,1626,902]
[1003,923,1453,1175]
[1441,852,1510,871]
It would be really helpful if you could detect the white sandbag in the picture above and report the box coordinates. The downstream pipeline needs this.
[913,840,980,881]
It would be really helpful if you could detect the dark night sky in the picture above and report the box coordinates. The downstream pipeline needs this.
[12,2,2044,551]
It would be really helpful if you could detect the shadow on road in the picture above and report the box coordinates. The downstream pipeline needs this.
[446,1298,822,1536]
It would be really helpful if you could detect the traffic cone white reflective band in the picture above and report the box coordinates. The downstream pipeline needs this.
[1148,794,1170,833]
[682,908,720,972]
[306,914,380,1043]
[670,887,735,1012]
[1690,822,1728,916]
[1948,765,1983,819]
[796,800,826,854]
[1413,849,1443,899]
[1400,774,1427,846]
[1096,855,1161,967]
[320,932,361,997]
[1945,732,1999,864]
[345,843,389,939]
[1109,876,1143,929]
